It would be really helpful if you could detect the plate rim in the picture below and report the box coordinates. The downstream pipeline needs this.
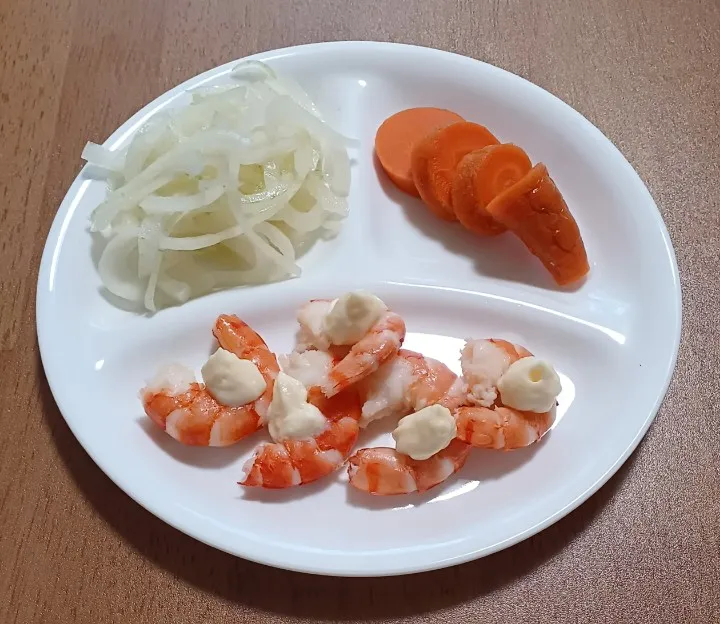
[36,40,682,577]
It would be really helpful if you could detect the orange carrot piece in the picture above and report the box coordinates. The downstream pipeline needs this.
[411,122,499,220]
[451,144,532,236]
[486,164,589,285]
[375,108,465,197]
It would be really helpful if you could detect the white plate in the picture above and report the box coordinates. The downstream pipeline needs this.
[37,42,681,576]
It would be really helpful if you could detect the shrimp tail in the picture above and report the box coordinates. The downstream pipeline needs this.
[213,314,271,356]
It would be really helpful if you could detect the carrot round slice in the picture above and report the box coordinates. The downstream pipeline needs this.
[375,108,465,197]
[451,144,532,236]
[411,122,499,220]
[486,164,589,285]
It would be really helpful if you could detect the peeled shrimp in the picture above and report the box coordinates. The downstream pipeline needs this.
[213,314,280,420]
[457,338,554,450]
[140,315,279,446]
[348,354,470,495]
[455,405,554,449]
[296,299,334,352]
[240,389,362,488]
[461,338,531,407]
[295,297,407,398]
[347,440,471,495]
[321,310,406,397]
[359,349,466,427]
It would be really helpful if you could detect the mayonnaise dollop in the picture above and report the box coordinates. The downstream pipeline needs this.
[496,357,561,412]
[322,290,386,346]
[267,372,327,441]
[201,348,266,406]
[392,404,456,461]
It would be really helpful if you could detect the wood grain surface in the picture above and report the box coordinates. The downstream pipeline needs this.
[1,0,719,622]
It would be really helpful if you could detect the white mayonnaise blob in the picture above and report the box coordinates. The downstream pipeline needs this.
[392,404,457,461]
[322,290,386,346]
[497,357,561,412]
[266,372,327,441]
[201,348,266,406]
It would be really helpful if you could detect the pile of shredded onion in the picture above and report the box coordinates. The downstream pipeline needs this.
[85,61,355,312]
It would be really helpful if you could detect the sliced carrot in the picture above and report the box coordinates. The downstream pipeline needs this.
[451,144,532,236]
[486,164,589,285]
[375,108,465,197]
[411,122,499,220]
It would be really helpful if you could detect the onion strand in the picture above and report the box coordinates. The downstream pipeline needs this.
[84,60,352,312]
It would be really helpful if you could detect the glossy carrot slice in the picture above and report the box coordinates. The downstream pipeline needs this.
[375,108,465,197]
[486,164,589,285]
[410,122,499,220]
[451,144,532,236]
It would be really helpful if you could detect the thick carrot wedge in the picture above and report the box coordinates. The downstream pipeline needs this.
[486,164,589,285]
[411,122,499,220]
[451,144,532,236]
[375,108,465,197]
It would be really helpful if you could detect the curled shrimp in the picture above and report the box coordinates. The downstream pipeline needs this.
[455,405,554,449]
[140,315,279,447]
[295,297,407,398]
[348,354,470,495]
[456,338,555,450]
[347,439,471,495]
[358,349,466,427]
[240,389,362,488]
[461,338,531,407]
[322,310,406,397]
[213,314,280,420]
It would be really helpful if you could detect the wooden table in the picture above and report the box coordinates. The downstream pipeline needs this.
[2,0,719,621]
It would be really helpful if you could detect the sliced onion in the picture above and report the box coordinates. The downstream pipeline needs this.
[137,216,162,278]
[85,62,353,312]
[97,231,144,302]
[140,183,225,214]
[82,142,124,172]
[275,198,325,233]
[159,224,247,251]
[321,145,351,197]
[265,95,358,148]
[157,274,191,304]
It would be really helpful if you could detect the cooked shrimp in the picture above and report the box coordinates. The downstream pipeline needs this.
[357,349,422,427]
[213,314,280,420]
[348,356,470,495]
[455,405,554,449]
[141,316,279,446]
[461,338,531,407]
[347,439,471,495]
[457,338,554,449]
[321,310,406,398]
[359,349,466,427]
[279,349,338,389]
[240,389,362,488]
[296,299,335,352]
[294,295,407,397]
[413,355,467,411]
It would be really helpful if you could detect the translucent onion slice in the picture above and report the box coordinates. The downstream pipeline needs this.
[139,183,226,214]
[84,60,352,312]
